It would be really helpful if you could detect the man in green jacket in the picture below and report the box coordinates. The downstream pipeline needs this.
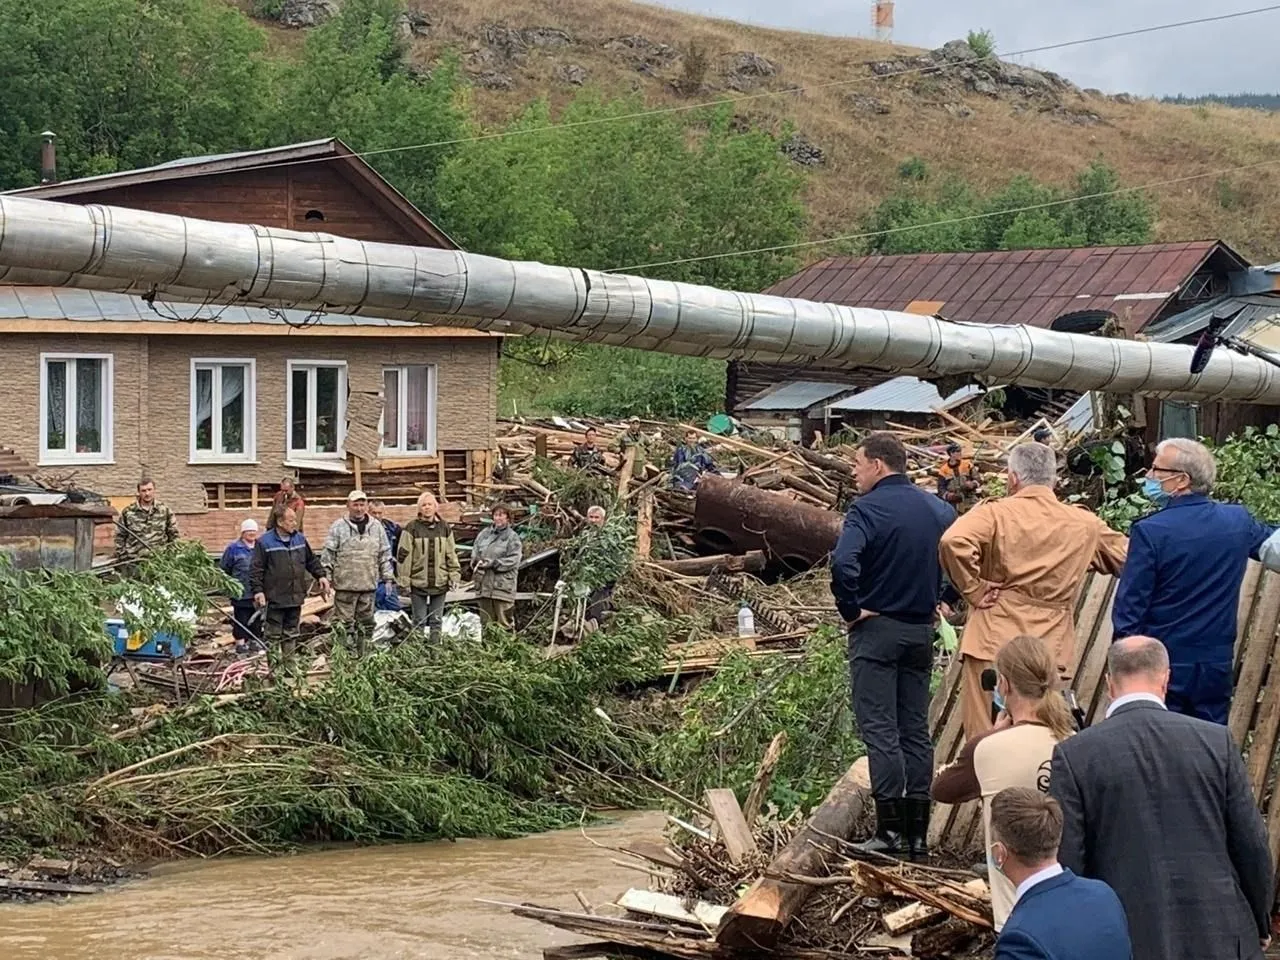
[114,477,180,575]
[396,492,462,642]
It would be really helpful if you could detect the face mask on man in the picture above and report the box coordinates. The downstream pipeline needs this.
[1142,476,1173,507]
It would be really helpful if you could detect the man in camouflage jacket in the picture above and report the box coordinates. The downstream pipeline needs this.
[114,478,180,574]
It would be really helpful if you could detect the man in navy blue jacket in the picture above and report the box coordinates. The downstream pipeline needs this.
[831,432,956,860]
[991,786,1131,960]
[1112,438,1276,724]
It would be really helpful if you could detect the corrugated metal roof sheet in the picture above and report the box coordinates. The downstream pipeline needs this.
[1055,393,1096,435]
[766,242,1245,332]
[0,286,423,328]
[740,380,857,411]
[1141,293,1280,343]
[826,376,985,413]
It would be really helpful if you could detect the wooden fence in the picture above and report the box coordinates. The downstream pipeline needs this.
[926,560,1280,874]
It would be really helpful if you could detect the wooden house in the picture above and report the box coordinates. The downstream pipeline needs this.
[0,139,499,545]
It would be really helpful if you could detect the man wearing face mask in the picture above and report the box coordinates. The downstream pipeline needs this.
[1112,438,1278,724]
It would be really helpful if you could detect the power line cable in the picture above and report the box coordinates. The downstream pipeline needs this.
[607,156,1280,272]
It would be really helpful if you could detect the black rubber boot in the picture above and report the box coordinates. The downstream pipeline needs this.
[854,799,905,857]
[903,797,931,862]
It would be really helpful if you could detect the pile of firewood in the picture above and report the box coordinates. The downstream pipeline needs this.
[497,758,995,959]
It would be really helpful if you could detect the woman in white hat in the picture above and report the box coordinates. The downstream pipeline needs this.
[220,518,261,654]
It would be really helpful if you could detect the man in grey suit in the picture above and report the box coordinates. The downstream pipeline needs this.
[1050,636,1273,960]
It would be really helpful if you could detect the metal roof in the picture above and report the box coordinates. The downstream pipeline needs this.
[766,242,1246,332]
[826,376,985,414]
[1141,293,1280,343]
[1055,393,1097,435]
[740,380,857,411]
[0,286,426,328]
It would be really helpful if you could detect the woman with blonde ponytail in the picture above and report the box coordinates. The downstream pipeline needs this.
[931,634,1074,931]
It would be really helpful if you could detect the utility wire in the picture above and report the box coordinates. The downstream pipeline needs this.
[607,156,1280,272]
[230,3,1280,168]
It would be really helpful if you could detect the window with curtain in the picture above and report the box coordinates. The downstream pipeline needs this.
[40,354,112,463]
[191,360,254,461]
[288,361,347,458]
[380,365,436,455]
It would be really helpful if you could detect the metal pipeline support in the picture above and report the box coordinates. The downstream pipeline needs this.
[2,195,1280,402]
[694,475,842,572]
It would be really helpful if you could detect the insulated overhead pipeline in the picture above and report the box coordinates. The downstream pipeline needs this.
[2,195,1279,403]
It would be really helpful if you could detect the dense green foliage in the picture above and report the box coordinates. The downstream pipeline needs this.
[1092,425,1280,533]
[0,0,272,187]
[864,160,1153,255]
[435,97,805,288]
[502,344,727,419]
[0,600,669,857]
[656,626,862,814]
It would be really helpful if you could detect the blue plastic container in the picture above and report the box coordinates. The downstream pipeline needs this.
[105,618,187,660]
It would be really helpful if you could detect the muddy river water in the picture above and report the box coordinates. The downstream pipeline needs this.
[1,811,666,959]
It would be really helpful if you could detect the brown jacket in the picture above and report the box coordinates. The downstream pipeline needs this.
[938,486,1128,669]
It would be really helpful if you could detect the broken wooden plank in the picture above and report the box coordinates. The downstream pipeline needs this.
[704,788,758,864]
[616,888,728,930]
[619,841,684,871]
[883,900,943,935]
[743,731,787,828]
[716,760,872,950]
[858,864,992,929]
[0,877,102,895]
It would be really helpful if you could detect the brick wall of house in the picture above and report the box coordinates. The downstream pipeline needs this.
[93,502,465,555]
[3,332,498,509]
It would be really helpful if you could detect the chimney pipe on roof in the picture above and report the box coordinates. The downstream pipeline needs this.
[39,132,57,184]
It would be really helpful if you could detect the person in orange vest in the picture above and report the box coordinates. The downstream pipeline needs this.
[936,442,982,512]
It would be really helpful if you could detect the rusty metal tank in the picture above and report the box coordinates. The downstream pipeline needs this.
[693,475,843,572]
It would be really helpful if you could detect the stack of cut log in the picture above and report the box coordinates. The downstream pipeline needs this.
[497,757,995,959]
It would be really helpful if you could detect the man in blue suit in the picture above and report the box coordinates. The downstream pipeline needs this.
[990,786,1131,960]
[1112,437,1277,724]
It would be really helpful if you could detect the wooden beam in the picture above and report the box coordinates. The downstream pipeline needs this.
[704,788,758,864]
[635,493,654,560]
[653,551,766,576]
[216,483,226,510]
[353,456,363,492]
[618,447,637,498]
[250,483,259,509]
[716,761,872,949]
[535,432,549,459]
[0,877,101,895]
[743,731,787,828]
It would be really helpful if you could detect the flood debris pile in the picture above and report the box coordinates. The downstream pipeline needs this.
[502,759,994,959]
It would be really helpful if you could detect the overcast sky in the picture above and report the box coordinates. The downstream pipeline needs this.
[652,0,1280,96]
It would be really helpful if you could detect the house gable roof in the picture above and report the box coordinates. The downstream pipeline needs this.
[7,138,457,250]
[765,242,1250,332]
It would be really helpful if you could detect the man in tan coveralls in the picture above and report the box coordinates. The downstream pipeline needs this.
[940,442,1128,738]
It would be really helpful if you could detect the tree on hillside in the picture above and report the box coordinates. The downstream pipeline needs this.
[0,0,271,188]
[863,160,1152,255]
[272,0,466,216]
[432,95,808,292]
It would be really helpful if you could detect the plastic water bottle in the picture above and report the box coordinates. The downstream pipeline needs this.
[737,601,756,638]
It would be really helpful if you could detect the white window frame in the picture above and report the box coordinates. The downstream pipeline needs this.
[286,360,347,461]
[189,358,257,464]
[379,364,438,457]
[39,353,114,466]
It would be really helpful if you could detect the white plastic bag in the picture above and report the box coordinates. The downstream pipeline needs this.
[441,610,482,643]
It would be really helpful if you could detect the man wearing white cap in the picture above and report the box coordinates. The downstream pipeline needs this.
[220,518,261,654]
[321,490,394,655]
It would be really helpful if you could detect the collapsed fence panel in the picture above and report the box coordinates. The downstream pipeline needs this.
[928,562,1280,878]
